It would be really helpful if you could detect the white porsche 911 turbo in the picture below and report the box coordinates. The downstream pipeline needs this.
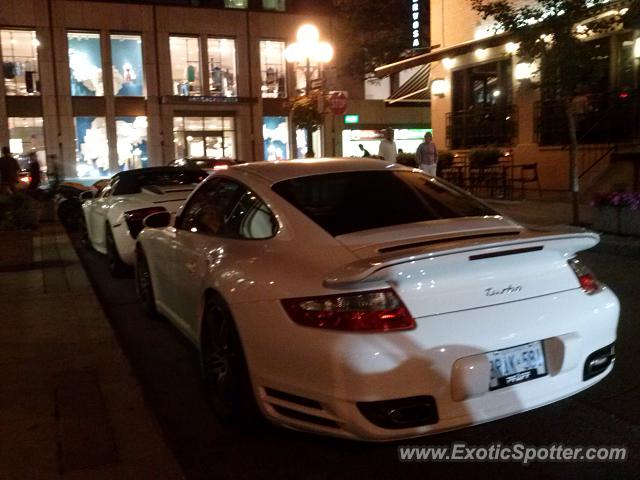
[135,158,618,441]
[81,167,207,276]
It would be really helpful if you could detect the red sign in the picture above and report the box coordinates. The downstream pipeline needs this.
[328,91,348,115]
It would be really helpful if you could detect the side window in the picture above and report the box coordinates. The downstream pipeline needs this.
[224,190,278,239]
[179,178,277,239]
[179,179,241,235]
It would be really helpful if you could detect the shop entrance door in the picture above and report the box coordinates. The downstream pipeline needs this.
[185,131,225,159]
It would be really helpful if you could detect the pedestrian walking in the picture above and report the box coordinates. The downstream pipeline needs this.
[377,128,397,163]
[0,146,20,195]
[358,144,371,157]
[416,132,438,176]
[28,152,41,192]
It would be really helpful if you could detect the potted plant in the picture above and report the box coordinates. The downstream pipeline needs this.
[591,191,640,236]
[0,193,39,270]
[468,147,503,168]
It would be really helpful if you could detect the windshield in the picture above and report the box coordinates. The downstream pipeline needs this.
[272,170,498,236]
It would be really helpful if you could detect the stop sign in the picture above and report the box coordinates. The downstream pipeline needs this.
[328,91,348,115]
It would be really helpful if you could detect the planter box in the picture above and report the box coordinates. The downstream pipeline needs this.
[0,230,35,270]
[592,207,640,237]
[620,209,640,236]
[592,206,621,234]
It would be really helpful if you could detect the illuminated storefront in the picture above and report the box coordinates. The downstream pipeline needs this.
[342,128,432,158]
[173,116,236,160]
[262,116,289,160]
[1,29,40,96]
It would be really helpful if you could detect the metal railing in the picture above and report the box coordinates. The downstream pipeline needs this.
[535,90,640,146]
[446,105,518,150]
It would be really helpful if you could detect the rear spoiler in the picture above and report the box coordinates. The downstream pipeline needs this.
[324,227,599,288]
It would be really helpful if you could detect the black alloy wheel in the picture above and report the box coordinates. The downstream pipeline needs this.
[57,199,82,230]
[135,249,158,318]
[200,301,259,424]
[106,225,129,278]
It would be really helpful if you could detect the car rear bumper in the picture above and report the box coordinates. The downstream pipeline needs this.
[233,287,619,441]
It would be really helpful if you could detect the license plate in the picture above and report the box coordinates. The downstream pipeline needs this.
[487,341,547,390]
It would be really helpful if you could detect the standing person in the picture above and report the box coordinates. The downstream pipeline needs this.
[358,144,371,157]
[0,146,20,195]
[416,132,438,176]
[28,152,41,192]
[377,128,397,163]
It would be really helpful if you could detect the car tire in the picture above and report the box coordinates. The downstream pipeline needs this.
[57,199,82,230]
[200,299,260,424]
[106,225,129,278]
[135,249,159,319]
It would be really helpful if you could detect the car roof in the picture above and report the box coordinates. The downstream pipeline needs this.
[233,158,409,183]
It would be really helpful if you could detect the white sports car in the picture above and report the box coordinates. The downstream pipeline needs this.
[135,159,618,441]
[81,167,207,276]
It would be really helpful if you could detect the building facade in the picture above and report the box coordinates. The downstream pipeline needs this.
[378,0,640,195]
[0,0,429,181]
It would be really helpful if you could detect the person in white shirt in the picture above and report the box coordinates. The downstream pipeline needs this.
[377,128,397,163]
[416,132,438,176]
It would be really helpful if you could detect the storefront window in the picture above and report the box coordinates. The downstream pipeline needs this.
[295,128,321,158]
[260,40,286,98]
[262,0,286,11]
[341,128,431,158]
[263,116,289,160]
[8,117,46,174]
[1,30,40,96]
[68,32,103,96]
[173,116,236,160]
[110,34,145,96]
[170,36,201,96]
[225,0,247,8]
[617,34,636,91]
[116,116,148,170]
[207,38,237,97]
[74,117,109,178]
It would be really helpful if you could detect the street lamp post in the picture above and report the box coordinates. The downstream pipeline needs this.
[285,24,333,157]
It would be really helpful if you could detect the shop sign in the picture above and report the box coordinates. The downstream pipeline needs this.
[328,91,348,115]
[162,95,258,105]
[344,114,359,124]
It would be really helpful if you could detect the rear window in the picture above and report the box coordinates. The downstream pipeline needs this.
[272,170,498,236]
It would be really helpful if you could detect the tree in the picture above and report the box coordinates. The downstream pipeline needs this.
[470,0,624,224]
[334,0,418,79]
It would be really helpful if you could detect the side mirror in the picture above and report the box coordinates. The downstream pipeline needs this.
[143,211,172,229]
[79,190,95,201]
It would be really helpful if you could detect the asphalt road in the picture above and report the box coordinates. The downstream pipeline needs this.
[69,232,640,479]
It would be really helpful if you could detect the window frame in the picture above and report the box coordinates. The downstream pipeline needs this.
[207,36,239,97]
[109,31,146,97]
[177,176,279,240]
[0,28,41,96]
[67,30,104,97]
[259,39,288,99]
[169,34,202,96]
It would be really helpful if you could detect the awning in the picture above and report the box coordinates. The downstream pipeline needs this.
[385,64,431,104]
[375,32,514,78]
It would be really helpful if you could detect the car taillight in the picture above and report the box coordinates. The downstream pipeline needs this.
[568,258,601,294]
[281,288,415,332]
[124,207,166,238]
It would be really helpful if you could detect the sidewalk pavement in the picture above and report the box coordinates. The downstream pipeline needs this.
[487,198,640,257]
[0,223,183,479]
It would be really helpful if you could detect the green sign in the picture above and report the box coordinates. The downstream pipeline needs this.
[344,114,359,124]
